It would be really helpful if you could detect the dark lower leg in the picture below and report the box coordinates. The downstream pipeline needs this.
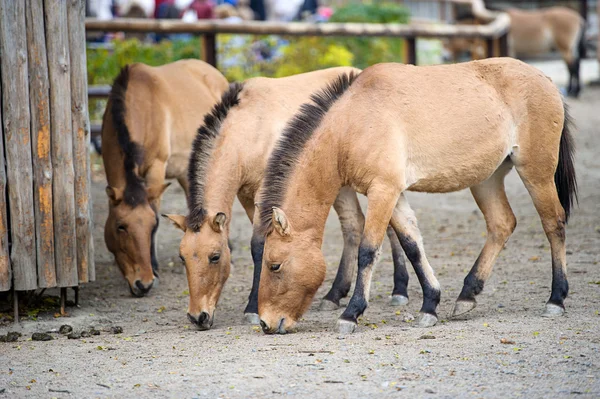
[396,233,439,316]
[324,187,364,306]
[151,213,159,277]
[244,234,264,315]
[388,226,409,299]
[339,244,380,324]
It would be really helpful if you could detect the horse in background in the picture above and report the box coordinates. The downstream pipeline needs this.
[102,60,228,297]
[460,0,585,97]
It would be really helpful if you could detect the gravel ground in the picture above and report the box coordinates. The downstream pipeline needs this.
[1,75,599,399]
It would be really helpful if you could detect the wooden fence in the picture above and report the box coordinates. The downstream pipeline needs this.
[85,12,510,137]
[0,1,94,319]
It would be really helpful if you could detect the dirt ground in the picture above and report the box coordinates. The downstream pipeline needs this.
[1,81,600,399]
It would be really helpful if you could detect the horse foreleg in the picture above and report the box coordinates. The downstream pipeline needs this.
[453,162,516,317]
[321,187,364,310]
[389,194,440,327]
[338,184,399,334]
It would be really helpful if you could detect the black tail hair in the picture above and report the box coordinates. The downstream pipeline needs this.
[186,82,244,231]
[110,65,147,206]
[555,103,578,223]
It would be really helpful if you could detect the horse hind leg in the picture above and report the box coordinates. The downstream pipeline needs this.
[453,160,516,317]
[515,171,569,317]
[387,225,409,306]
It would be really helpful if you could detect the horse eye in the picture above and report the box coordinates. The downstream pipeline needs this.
[209,254,221,264]
[117,224,127,232]
[270,263,281,272]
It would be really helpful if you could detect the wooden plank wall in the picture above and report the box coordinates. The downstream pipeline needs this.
[44,0,79,287]
[26,0,57,288]
[68,0,95,283]
[0,1,38,291]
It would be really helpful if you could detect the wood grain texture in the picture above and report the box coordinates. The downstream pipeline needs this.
[67,0,94,283]
[0,1,38,291]
[26,0,57,288]
[44,0,78,287]
[0,99,11,292]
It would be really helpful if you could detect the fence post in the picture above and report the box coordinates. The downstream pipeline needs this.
[68,0,95,283]
[406,36,417,65]
[0,1,38,291]
[202,33,217,68]
[26,0,57,289]
[44,0,79,288]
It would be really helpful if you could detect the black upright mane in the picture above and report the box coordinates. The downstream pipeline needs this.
[186,82,244,231]
[110,65,147,207]
[257,71,359,235]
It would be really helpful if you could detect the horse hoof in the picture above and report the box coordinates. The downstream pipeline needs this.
[319,299,339,311]
[452,300,476,318]
[244,313,260,325]
[542,303,564,318]
[337,319,357,334]
[152,277,159,289]
[390,295,409,306]
[416,313,438,328]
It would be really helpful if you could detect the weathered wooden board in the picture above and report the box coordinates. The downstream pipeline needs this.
[0,1,38,291]
[0,101,11,292]
[67,0,95,283]
[44,0,78,287]
[26,0,57,288]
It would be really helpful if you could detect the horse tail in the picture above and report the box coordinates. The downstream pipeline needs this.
[555,102,578,223]
[186,82,244,231]
[110,65,147,206]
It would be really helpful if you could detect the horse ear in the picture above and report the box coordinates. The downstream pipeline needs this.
[148,182,171,202]
[106,186,123,206]
[211,212,227,233]
[272,207,291,236]
[162,214,187,232]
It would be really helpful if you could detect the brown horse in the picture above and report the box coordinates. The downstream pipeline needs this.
[257,58,577,334]
[164,67,410,330]
[462,0,585,97]
[102,59,228,297]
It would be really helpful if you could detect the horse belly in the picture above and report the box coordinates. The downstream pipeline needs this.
[406,128,512,193]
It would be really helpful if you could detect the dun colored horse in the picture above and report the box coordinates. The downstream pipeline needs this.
[464,0,585,97]
[102,59,228,297]
[257,58,577,334]
[165,67,411,330]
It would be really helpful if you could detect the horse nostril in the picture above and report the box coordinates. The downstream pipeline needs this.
[260,320,268,332]
[134,280,153,295]
[198,312,209,324]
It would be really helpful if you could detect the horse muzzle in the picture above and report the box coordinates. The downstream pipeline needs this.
[188,311,214,331]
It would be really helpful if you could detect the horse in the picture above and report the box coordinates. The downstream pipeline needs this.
[256,58,577,334]
[463,0,585,97]
[164,67,411,330]
[102,59,229,297]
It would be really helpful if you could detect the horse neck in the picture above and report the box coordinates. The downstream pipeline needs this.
[282,133,343,244]
[202,141,243,220]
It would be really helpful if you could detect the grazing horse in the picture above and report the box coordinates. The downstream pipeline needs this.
[102,59,228,297]
[464,0,585,97]
[164,67,410,330]
[257,58,577,334]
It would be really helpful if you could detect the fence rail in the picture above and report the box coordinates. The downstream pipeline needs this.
[86,14,510,138]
